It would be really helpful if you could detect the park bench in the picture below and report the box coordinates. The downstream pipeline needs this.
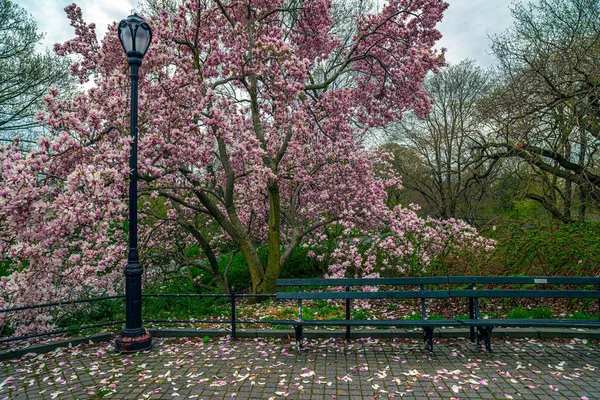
[448,276,600,352]
[271,277,461,352]
[270,276,600,354]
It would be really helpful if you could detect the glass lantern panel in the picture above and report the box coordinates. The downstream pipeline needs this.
[121,26,134,53]
[135,28,150,55]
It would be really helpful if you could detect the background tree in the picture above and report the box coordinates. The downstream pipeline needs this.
[0,0,72,145]
[478,0,600,222]
[384,60,498,222]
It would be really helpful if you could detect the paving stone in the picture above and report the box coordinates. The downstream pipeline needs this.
[0,337,598,399]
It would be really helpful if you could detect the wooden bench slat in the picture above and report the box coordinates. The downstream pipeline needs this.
[449,289,600,298]
[276,277,449,286]
[269,319,462,327]
[449,276,600,285]
[276,290,450,300]
[458,319,600,328]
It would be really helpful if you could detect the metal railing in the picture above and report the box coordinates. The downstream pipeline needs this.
[0,288,276,345]
[0,295,126,344]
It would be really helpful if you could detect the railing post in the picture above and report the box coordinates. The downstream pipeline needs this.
[231,286,237,340]
[345,285,351,341]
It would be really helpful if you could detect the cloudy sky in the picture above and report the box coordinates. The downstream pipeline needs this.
[19,0,515,67]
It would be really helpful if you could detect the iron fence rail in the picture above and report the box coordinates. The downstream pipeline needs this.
[0,290,276,345]
[0,295,126,313]
[0,321,126,344]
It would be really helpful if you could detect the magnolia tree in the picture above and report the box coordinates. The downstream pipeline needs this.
[0,0,495,334]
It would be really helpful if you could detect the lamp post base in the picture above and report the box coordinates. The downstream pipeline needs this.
[115,329,152,353]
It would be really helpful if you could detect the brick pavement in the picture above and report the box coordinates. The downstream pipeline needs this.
[0,336,598,399]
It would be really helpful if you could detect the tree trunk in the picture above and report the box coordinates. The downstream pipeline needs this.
[237,235,265,293]
[258,180,282,294]
[564,178,572,220]
[578,185,586,221]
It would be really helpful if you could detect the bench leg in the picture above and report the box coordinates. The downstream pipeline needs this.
[423,327,434,353]
[477,327,493,353]
[294,325,303,352]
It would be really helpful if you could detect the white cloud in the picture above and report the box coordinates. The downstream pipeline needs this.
[19,0,136,52]
[437,0,515,66]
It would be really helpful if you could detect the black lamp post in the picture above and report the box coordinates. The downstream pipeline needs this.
[115,13,152,353]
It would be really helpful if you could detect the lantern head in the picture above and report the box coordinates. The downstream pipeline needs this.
[118,13,152,59]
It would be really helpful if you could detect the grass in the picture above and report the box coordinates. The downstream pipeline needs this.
[570,311,596,320]
[506,306,553,319]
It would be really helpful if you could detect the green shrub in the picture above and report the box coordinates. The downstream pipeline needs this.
[431,202,600,277]
[216,246,326,292]
[56,298,124,328]
[142,290,229,321]
[281,247,327,279]
[220,251,253,292]
[0,259,10,277]
[482,210,600,277]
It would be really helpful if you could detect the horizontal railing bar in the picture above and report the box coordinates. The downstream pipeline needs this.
[0,320,126,344]
[277,291,450,300]
[277,277,449,286]
[144,319,232,324]
[449,289,600,298]
[141,293,275,298]
[142,293,230,298]
[142,319,271,324]
[0,296,125,314]
[448,276,600,285]
[142,293,231,297]
[236,319,272,323]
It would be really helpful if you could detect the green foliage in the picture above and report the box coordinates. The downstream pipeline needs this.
[0,259,10,277]
[216,246,326,292]
[281,247,326,279]
[310,300,339,316]
[570,311,595,320]
[507,306,553,319]
[433,202,600,277]
[351,309,369,320]
[301,306,316,317]
[301,302,340,318]
[97,389,112,397]
[404,313,421,320]
[221,251,254,292]
[140,275,230,320]
[281,307,296,317]
[485,216,600,276]
[143,294,229,320]
[56,299,124,329]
